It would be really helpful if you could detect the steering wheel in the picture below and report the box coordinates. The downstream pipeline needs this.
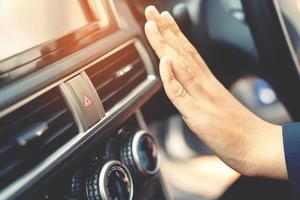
[241,0,300,120]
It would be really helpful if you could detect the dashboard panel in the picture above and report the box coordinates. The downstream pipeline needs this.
[0,0,166,199]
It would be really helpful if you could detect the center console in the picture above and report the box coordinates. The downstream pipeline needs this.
[37,113,167,200]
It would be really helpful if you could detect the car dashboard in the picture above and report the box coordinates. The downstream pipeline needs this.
[0,0,167,199]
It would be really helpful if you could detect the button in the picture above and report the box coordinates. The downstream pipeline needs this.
[60,73,105,131]
[84,96,93,107]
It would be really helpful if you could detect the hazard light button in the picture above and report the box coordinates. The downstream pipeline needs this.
[60,73,105,131]
[84,96,93,107]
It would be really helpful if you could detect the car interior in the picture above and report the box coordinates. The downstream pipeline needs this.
[0,0,300,200]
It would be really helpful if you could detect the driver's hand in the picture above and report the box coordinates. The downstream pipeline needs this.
[144,6,287,180]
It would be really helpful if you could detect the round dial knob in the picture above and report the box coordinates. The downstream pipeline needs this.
[121,130,160,176]
[86,160,133,200]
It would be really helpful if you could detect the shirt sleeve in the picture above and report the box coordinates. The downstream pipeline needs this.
[283,122,300,199]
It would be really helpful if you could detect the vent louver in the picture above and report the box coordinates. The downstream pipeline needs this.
[0,88,78,188]
[86,43,148,111]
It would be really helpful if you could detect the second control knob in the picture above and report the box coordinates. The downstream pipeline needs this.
[86,160,133,200]
[121,130,160,177]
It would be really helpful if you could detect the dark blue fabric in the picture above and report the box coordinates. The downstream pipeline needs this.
[283,122,300,200]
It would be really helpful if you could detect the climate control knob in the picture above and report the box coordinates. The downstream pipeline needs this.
[86,160,133,200]
[121,130,160,177]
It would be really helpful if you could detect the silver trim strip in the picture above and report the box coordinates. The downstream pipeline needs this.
[135,110,148,131]
[98,161,133,200]
[132,130,161,176]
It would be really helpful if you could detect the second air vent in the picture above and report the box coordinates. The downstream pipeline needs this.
[0,88,78,188]
[86,42,148,111]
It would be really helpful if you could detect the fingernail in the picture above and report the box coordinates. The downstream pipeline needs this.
[145,21,157,30]
[162,11,173,20]
[161,11,170,17]
[147,5,156,11]
[148,5,160,15]
[145,5,153,13]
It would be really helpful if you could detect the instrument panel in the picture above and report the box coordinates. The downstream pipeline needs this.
[0,0,165,199]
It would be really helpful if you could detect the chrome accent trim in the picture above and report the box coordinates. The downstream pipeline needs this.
[97,161,133,200]
[115,64,134,78]
[132,130,161,176]
[135,110,148,131]
[273,0,300,75]
[0,76,159,199]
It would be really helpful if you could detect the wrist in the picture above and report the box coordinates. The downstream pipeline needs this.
[246,122,287,179]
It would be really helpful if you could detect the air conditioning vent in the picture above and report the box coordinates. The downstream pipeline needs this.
[0,88,78,188]
[86,43,148,111]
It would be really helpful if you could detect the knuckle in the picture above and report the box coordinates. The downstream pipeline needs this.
[168,20,181,36]
[185,76,198,88]
[182,42,197,56]
[160,23,169,32]
[180,59,193,73]
[189,48,199,57]
[173,85,187,100]
[173,26,181,37]
[168,72,176,82]
[158,38,167,48]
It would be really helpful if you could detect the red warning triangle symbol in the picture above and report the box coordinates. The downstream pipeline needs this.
[84,95,93,107]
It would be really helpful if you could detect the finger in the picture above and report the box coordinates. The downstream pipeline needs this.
[160,11,212,76]
[145,5,160,22]
[160,57,198,118]
[144,21,171,58]
[171,57,205,100]
[145,6,187,56]
[145,7,209,77]
[144,19,204,99]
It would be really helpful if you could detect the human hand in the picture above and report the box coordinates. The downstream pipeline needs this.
[144,6,287,179]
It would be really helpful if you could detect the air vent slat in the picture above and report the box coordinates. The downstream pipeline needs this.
[86,43,149,111]
[43,122,76,147]
[0,96,61,136]
[101,68,147,103]
[0,159,23,180]
[94,58,142,92]
[0,88,78,189]
[89,47,137,80]
[89,50,140,89]
[45,108,69,124]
